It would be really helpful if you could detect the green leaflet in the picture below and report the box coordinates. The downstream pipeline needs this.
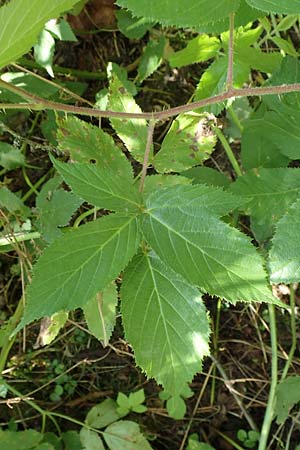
[168,34,220,69]
[83,282,118,347]
[268,199,300,283]
[116,0,240,28]
[108,72,151,164]
[142,187,278,305]
[57,116,134,181]
[181,167,230,188]
[0,142,25,170]
[80,428,105,450]
[274,376,300,424]
[104,421,153,450]
[121,251,210,398]
[241,118,290,169]
[36,175,82,243]
[0,0,79,70]
[230,168,300,242]
[153,114,216,173]
[143,184,243,218]
[245,0,300,14]
[51,157,142,213]
[0,187,30,217]
[137,36,166,82]
[19,214,140,329]
[142,175,191,199]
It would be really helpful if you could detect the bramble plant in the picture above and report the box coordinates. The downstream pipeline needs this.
[1,0,300,449]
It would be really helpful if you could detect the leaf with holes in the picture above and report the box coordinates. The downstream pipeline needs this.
[121,251,210,400]
[51,157,142,213]
[153,114,216,173]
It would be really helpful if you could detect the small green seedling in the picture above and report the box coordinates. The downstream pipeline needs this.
[116,388,147,415]
[237,429,260,449]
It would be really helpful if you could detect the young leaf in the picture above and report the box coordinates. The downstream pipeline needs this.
[245,0,300,14]
[230,168,300,242]
[36,175,82,243]
[104,420,153,450]
[268,199,300,283]
[0,142,26,170]
[57,116,134,181]
[19,214,141,328]
[116,0,240,28]
[153,114,216,173]
[85,398,121,429]
[274,376,300,424]
[0,0,79,70]
[137,36,166,83]
[108,72,151,163]
[129,389,145,406]
[51,157,142,213]
[83,282,118,347]
[142,187,279,305]
[169,35,220,69]
[121,251,210,398]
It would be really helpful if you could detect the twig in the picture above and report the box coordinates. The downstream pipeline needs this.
[139,119,156,193]
[1,78,300,121]
[226,13,235,91]
[210,354,258,432]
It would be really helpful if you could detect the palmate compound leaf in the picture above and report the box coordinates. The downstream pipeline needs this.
[230,168,300,242]
[51,156,142,213]
[108,71,151,164]
[142,185,280,306]
[245,0,300,14]
[153,114,217,173]
[56,116,134,181]
[121,251,210,402]
[268,199,300,284]
[18,213,140,329]
[0,0,79,70]
[116,0,240,28]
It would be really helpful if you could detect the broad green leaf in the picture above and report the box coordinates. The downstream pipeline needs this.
[86,399,120,429]
[245,0,300,14]
[51,157,142,213]
[57,116,134,181]
[269,199,300,283]
[84,282,118,346]
[0,429,43,450]
[143,184,243,218]
[34,29,55,77]
[104,420,153,450]
[35,311,68,347]
[274,376,300,424]
[116,0,240,28]
[80,428,105,450]
[241,118,290,169]
[181,167,230,188]
[19,213,140,328]
[0,187,30,217]
[271,36,298,57]
[137,36,166,83]
[122,251,209,398]
[62,431,83,450]
[0,0,79,70]
[0,142,26,170]
[36,175,82,243]
[0,72,58,102]
[142,187,279,305]
[230,169,300,242]
[129,389,145,406]
[166,396,187,420]
[107,62,137,96]
[142,174,191,199]
[116,9,154,39]
[108,72,150,163]
[168,35,220,69]
[153,114,216,173]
